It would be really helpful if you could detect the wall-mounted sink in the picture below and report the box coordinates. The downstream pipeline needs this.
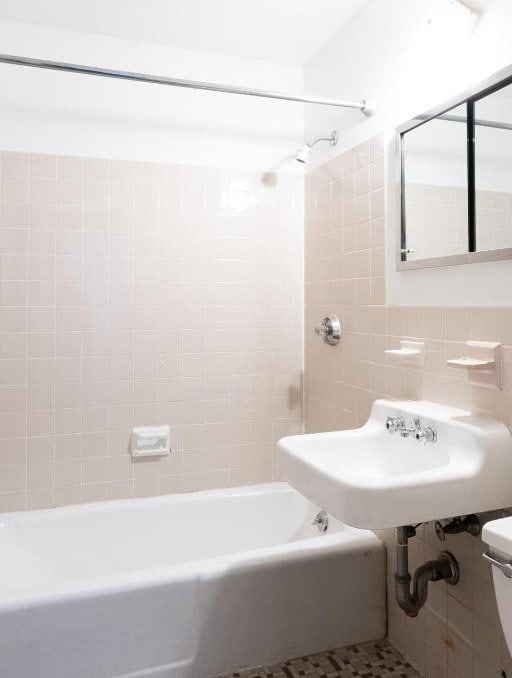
[278,399,512,529]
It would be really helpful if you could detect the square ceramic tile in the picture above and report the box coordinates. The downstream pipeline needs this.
[0,150,303,509]
[215,640,420,678]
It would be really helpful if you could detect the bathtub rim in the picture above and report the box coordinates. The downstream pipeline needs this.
[0,480,366,540]
[0,481,308,524]
[0,482,384,612]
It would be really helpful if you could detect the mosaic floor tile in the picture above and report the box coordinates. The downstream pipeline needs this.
[216,639,420,678]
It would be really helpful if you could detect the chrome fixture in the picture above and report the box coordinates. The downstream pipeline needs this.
[0,53,375,115]
[296,130,338,164]
[312,510,329,532]
[483,551,512,578]
[385,416,406,434]
[395,525,459,617]
[385,416,437,444]
[314,315,342,346]
[410,419,437,444]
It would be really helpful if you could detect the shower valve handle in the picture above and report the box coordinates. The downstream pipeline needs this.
[314,315,341,346]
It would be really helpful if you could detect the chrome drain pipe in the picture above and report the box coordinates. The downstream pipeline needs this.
[395,525,459,618]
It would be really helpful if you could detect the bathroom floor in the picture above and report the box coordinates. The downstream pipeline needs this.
[218,640,419,678]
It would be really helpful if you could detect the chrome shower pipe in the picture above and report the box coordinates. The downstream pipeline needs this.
[0,53,374,116]
[308,130,339,147]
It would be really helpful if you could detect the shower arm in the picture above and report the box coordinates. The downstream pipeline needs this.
[307,131,338,148]
[0,53,374,116]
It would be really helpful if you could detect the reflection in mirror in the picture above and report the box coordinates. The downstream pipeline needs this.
[402,104,468,261]
[475,84,512,251]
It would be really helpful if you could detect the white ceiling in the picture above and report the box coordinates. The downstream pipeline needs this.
[0,0,370,66]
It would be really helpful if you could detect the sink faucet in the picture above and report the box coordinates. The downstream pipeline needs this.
[386,416,437,444]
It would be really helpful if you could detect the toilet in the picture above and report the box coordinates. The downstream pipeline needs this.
[482,518,512,653]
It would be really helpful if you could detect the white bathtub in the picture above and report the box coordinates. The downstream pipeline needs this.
[0,482,386,678]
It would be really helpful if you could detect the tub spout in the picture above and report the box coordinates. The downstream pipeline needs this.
[312,509,329,532]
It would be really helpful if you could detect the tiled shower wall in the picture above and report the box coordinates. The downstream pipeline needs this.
[305,135,512,678]
[0,151,303,510]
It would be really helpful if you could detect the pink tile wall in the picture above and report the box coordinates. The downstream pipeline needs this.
[0,151,303,510]
[305,135,512,678]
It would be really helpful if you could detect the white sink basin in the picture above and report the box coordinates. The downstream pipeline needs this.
[278,399,512,529]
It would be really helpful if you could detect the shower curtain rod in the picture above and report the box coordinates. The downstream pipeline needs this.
[0,53,374,116]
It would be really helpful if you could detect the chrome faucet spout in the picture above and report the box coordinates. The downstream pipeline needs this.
[311,509,329,532]
[386,416,437,444]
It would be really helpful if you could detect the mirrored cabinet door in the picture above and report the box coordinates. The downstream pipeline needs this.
[397,65,512,270]
[402,103,468,261]
[475,83,512,252]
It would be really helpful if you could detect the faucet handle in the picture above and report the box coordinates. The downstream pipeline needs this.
[413,419,437,444]
[386,416,405,434]
[314,315,341,346]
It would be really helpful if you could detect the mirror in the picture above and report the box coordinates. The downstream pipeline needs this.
[402,103,468,261]
[397,66,512,269]
[475,83,512,251]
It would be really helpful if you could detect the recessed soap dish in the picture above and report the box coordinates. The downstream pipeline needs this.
[446,341,501,388]
[385,340,425,365]
[131,425,171,458]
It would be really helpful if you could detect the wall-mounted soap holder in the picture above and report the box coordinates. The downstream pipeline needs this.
[446,341,502,389]
[385,340,425,365]
[131,425,171,458]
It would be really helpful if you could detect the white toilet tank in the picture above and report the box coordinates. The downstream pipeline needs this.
[482,517,512,655]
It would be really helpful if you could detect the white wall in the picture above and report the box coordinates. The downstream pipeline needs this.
[0,21,304,171]
[304,0,512,306]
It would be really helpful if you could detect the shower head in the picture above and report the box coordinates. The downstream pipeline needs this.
[295,130,338,164]
[295,144,310,164]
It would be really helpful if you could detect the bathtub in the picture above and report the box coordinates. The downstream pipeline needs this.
[0,482,386,678]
